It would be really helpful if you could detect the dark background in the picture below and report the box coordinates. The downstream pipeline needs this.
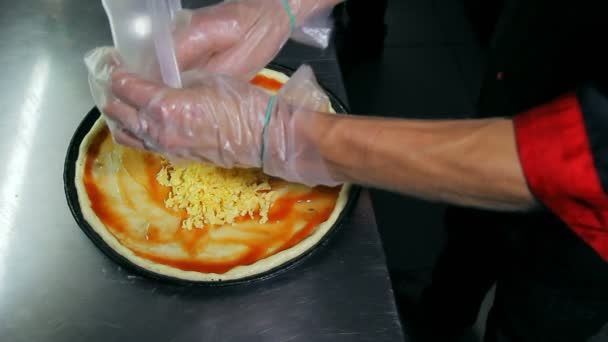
[337,0,500,340]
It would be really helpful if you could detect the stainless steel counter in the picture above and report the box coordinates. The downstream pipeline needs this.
[0,1,404,341]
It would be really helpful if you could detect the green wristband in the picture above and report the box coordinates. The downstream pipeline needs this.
[281,0,297,31]
[260,95,277,166]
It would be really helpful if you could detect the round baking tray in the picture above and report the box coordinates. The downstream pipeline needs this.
[64,63,360,286]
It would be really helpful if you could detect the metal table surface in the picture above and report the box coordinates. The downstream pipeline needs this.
[0,1,404,341]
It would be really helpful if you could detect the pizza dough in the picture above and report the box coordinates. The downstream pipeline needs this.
[74,68,351,282]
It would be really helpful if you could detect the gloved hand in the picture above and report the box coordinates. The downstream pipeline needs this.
[87,47,339,186]
[173,0,340,79]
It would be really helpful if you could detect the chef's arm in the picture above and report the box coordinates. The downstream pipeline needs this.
[309,114,535,211]
[311,83,608,261]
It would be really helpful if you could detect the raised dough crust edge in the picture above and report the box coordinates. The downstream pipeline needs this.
[74,68,351,282]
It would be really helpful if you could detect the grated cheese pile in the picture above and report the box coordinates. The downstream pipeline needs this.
[156,161,278,230]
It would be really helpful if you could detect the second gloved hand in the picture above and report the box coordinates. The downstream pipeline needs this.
[102,60,340,186]
[174,0,340,79]
[106,69,270,169]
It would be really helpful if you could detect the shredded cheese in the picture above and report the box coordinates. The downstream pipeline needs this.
[156,161,278,230]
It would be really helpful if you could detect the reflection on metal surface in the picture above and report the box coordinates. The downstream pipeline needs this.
[0,57,49,282]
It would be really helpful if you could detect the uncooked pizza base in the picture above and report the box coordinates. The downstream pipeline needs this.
[74,68,351,282]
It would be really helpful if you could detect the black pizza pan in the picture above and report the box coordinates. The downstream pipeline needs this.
[64,63,360,286]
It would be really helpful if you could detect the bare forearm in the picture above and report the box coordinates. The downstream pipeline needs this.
[312,113,536,211]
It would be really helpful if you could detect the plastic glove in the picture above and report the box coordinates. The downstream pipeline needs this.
[173,0,339,79]
[87,47,338,186]
[261,64,338,186]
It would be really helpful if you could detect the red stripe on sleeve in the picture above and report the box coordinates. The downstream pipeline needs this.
[514,93,608,261]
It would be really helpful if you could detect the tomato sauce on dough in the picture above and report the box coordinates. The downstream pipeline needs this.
[82,76,341,274]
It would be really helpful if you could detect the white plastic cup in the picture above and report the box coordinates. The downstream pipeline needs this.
[102,0,182,88]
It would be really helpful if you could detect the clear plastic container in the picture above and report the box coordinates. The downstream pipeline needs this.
[102,0,183,88]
